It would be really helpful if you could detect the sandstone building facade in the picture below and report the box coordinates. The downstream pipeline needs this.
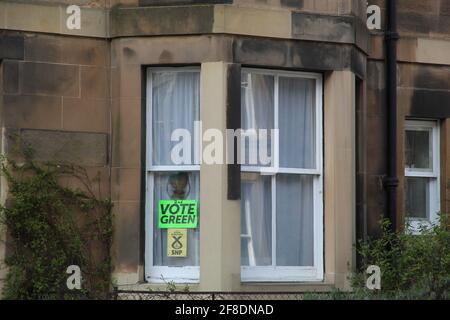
[1,0,450,294]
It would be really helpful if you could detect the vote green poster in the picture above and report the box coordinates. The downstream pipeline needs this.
[158,200,198,229]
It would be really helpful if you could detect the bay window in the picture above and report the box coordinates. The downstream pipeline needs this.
[404,119,440,233]
[240,69,324,282]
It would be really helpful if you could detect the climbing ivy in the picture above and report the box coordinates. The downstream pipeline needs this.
[0,145,113,300]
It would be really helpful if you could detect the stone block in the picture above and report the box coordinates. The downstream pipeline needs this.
[111,168,141,202]
[81,66,108,99]
[2,60,19,94]
[24,34,60,63]
[20,62,79,97]
[62,97,110,133]
[5,2,60,34]
[24,34,108,66]
[111,98,142,168]
[292,13,355,44]
[215,5,291,39]
[0,35,24,60]
[111,5,214,37]
[112,201,141,273]
[6,129,108,166]
[2,94,62,130]
[60,37,108,66]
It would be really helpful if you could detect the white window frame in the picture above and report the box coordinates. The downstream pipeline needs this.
[240,68,324,282]
[404,119,440,234]
[145,67,201,283]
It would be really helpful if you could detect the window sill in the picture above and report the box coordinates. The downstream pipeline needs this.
[241,266,323,283]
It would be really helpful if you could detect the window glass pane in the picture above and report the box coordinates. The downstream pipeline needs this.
[241,72,274,167]
[241,173,272,266]
[279,77,316,169]
[276,174,314,266]
[405,177,429,220]
[152,71,200,166]
[405,129,432,170]
[153,172,200,266]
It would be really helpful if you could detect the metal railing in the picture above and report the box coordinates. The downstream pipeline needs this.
[113,289,305,300]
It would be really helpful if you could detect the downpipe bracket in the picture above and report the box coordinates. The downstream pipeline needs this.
[384,177,399,189]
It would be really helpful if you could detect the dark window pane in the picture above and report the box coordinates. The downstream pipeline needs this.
[405,130,431,170]
[405,177,429,219]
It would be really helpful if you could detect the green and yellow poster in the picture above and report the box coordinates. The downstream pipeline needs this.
[158,200,198,229]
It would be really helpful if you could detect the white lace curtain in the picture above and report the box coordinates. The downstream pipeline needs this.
[241,72,315,267]
[151,71,200,267]
[152,71,200,166]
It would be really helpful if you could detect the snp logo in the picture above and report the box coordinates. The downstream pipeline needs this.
[366,265,381,290]
[66,265,82,290]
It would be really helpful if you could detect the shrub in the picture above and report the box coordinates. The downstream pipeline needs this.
[0,151,113,300]
[353,215,450,299]
[304,214,450,300]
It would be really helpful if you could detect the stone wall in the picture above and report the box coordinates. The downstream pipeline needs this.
[1,0,450,292]
[0,31,111,293]
[361,0,450,236]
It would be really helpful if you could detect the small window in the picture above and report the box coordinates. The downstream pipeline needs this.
[404,120,440,233]
[145,67,200,283]
[240,69,323,282]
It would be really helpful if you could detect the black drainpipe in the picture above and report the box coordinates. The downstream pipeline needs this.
[385,0,399,232]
